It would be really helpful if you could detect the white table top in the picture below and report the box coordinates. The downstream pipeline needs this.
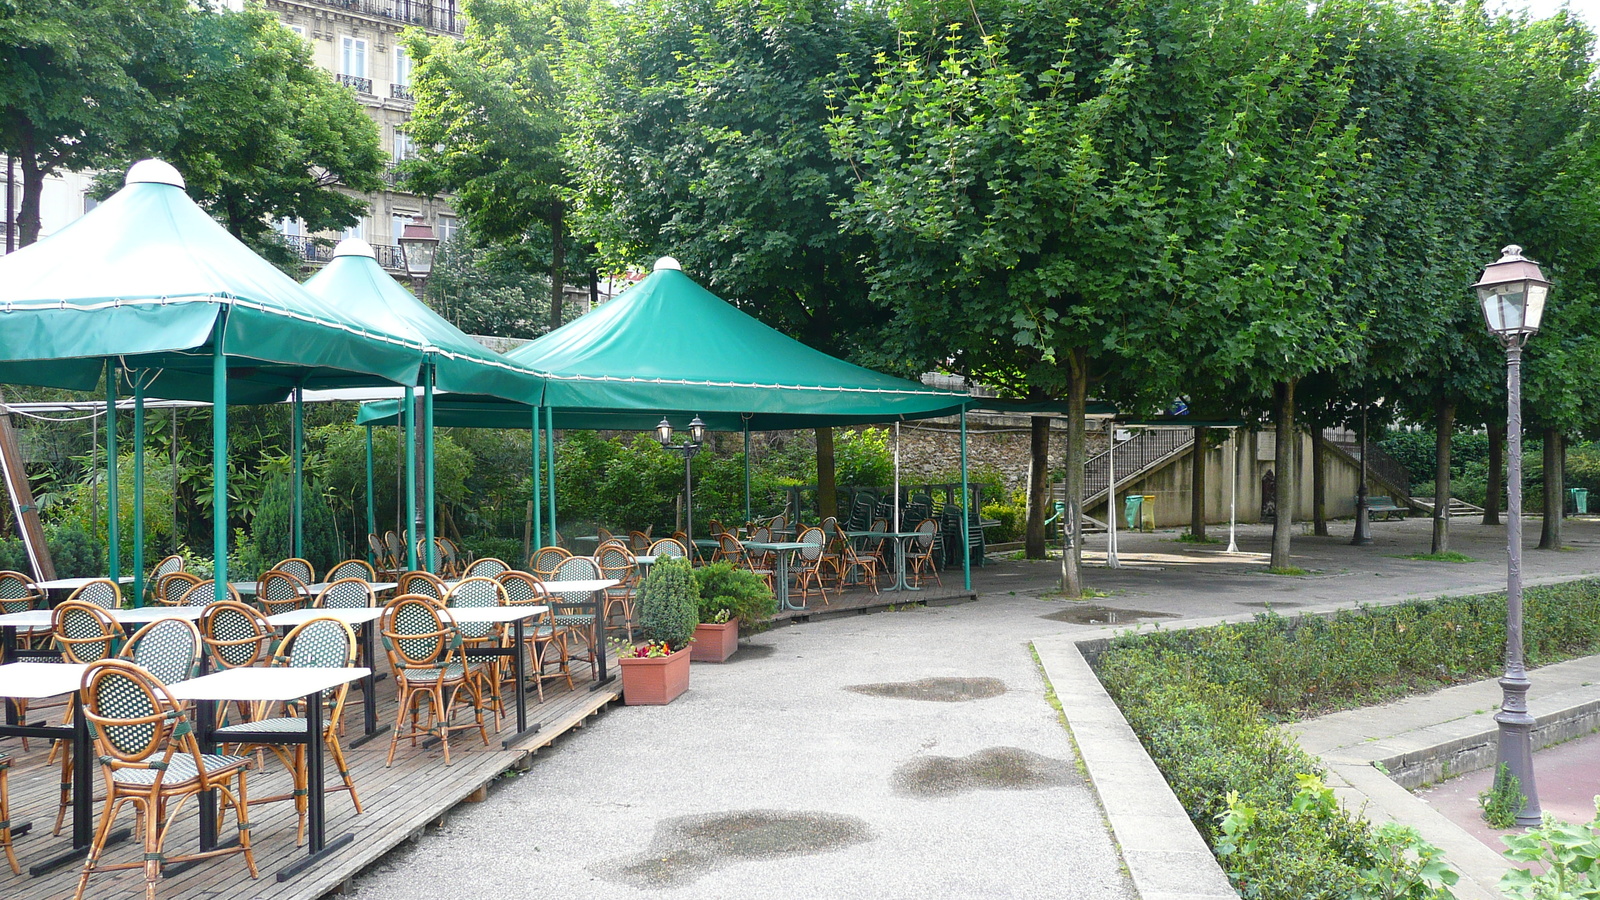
[542,578,619,593]
[633,555,658,564]
[0,606,204,629]
[233,581,396,596]
[0,662,90,699]
[447,606,548,624]
[266,608,384,627]
[745,541,812,551]
[30,577,134,591]
[167,666,370,703]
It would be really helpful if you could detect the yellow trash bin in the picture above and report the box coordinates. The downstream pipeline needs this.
[1141,495,1157,532]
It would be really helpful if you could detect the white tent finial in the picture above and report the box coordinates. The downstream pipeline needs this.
[654,256,682,272]
[334,238,377,259]
[126,159,186,188]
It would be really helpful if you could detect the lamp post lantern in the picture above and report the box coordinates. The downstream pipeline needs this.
[1476,243,1551,827]
[398,219,441,567]
[656,416,708,544]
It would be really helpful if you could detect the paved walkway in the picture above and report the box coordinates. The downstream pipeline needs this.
[345,516,1600,899]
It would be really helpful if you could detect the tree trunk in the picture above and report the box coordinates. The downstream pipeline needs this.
[17,142,44,247]
[1432,398,1455,554]
[1025,416,1050,559]
[1190,426,1208,540]
[1540,429,1564,550]
[548,201,565,333]
[1311,426,1328,536]
[1062,349,1087,597]
[1270,380,1296,570]
[1483,420,1504,526]
[815,427,837,520]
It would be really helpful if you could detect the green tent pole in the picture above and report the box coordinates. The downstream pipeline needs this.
[212,320,229,604]
[531,406,542,551]
[743,422,751,523]
[105,361,120,583]
[364,425,376,564]
[424,364,436,572]
[292,385,304,559]
[960,409,971,592]
[132,373,145,606]
[403,387,417,571]
[544,405,557,541]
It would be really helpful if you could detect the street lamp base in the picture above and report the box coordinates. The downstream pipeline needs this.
[1495,675,1543,827]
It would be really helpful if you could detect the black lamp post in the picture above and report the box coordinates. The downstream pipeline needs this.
[1351,393,1373,546]
[656,416,707,543]
[398,218,440,560]
[1475,243,1551,827]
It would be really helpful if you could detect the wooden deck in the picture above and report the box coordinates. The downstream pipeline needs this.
[0,664,620,900]
[771,577,976,624]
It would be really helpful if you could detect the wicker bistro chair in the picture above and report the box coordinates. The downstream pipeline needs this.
[327,559,376,583]
[549,556,603,678]
[154,572,202,607]
[836,538,883,594]
[73,660,258,900]
[529,546,571,580]
[908,519,944,587]
[380,595,495,766]
[0,753,18,875]
[712,532,745,566]
[627,530,651,554]
[396,571,448,603]
[257,570,311,617]
[445,577,509,727]
[212,617,363,846]
[56,618,206,836]
[180,580,240,607]
[66,578,122,610]
[144,555,185,604]
[368,534,396,578]
[46,603,129,836]
[273,558,315,586]
[198,602,277,672]
[462,557,510,579]
[792,527,831,606]
[316,579,376,610]
[595,544,638,643]
[648,538,688,560]
[496,572,568,698]
[384,532,406,571]
[0,570,48,649]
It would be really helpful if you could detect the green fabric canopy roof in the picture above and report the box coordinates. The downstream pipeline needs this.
[0,160,427,403]
[358,258,969,431]
[301,241,544,402]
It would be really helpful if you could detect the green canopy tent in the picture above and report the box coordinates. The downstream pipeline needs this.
[301,239,547,570]
[0,160,443,605]
[358,257,979,589]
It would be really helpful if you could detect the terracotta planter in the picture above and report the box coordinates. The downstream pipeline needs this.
[691,620,739,663]
[618,646,691,705]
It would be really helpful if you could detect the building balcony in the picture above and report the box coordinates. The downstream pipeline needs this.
[283,234,407,272]
[336,73,374,95]
[390,83,414,102]
[285,0,464,36]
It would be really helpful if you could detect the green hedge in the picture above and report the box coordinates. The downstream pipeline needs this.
[1095,579,1600,899]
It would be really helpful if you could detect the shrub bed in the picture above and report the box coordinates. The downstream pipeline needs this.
[1094,579,1600,899]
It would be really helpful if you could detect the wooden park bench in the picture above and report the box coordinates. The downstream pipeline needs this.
[1361,496,1409,520]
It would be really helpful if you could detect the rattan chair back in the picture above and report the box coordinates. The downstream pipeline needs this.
[463,557,509,579]
[327,559,376,582]
[396,570,447,601]
[181,579,239,606]
[648,538,687,559]
[447,576,504,639]
[273,558,315,585]
[258,570,310,616]
[380,595,461,670]
[52,601,125,663]
[0,571,39,615]
[66,578,120,610]
[317,578,375,609]
[155,572,202,606]
[199,601,276,670]
[530,546,571,579]
[121,617,201,685]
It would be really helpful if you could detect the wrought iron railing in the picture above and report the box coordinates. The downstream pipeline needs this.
[1081,429,1194,504]
[1327,434,1412,497]
[296,0,464,35]
[282,234,406,272]
[336,73,373,95]
[390,83,413,102]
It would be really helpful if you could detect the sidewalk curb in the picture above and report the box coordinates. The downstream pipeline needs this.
[1033,635,1239,900]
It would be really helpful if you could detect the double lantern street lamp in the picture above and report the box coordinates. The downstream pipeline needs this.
[656,416,707,544]
[1476,244,1551,827]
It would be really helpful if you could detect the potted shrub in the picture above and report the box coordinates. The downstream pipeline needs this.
[617,556,699,705]
[691,563,777,663]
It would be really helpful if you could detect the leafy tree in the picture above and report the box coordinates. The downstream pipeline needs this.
[246,472,343,576]
[423,226,564,339]
[566,0,898,519]
[107,4,385,245]
[400,0,587,333]
[0,0,189,244]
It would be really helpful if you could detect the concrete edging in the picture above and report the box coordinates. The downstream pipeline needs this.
[1033,636,1239,900]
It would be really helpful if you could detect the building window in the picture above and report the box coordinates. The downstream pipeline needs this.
[393,129,413,161]
[287,23,307,41]
[343,219,366,242]
[394,45,413,88]
[276,217,304,238]
[438,216,459,244]
[339,36,368,79]
[392,214,417,244]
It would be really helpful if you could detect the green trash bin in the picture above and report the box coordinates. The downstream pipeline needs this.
[1124,494,1142,530]
[1571,488,1589,515]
